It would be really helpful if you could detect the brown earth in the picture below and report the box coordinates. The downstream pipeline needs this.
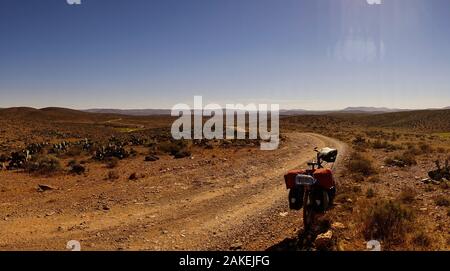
[1,107,449,251]
[0,132,346,251]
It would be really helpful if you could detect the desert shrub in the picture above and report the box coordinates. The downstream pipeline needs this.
[0,153,9,162]
[159,140,185,154]
[129,148,138,157]
[405,144,421,156]
[399,151,417,165]
[419,142,433,154]
[365,130,385,138]
[390,132,400,141]
[434,196,450,207]
[107,170,119,180]
[25,154,61,175]
[105,157,119,169]
[173,150,191,159]
[129,172,138,180]
[362,200,414,244]
[412,232,432,248]
[371,140,387,149]
[351,173,365,182]
[366,188,376,198]
[65,146,83,157]
[368,176,381,183]
[67,160,85,175]
[371,140,398,151]
[399,187,416,203]
[385,151,417,167]
[92,143,129,160]
[352,135,366,146]
[384,158,400,167]
[351,185,362,194]
[158,140,192,158]
[440,181,449,190]
[158,140,191,157]
[348,153,377,176]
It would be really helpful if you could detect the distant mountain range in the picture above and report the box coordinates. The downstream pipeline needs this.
[1,106,448,117]
[340,107,411,113]
[82,106,450,116]
[84,108,171,116]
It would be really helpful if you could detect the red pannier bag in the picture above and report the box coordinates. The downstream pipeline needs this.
[284,169,306,189]
[313,168,335,190]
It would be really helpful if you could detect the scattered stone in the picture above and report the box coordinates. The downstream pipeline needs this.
[279,212,288,217]
[37,184,57,192]
[314,230,334,250]
[422,178,431,184]
[145,155,159,162]
[45,211,56,217]
[230,242,243,250]
[331,222,346,230]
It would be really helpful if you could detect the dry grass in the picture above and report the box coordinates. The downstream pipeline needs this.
[412,232,432,248]
[399,187,417,204]
[348,153,377,177]
[385,151,417,167]
[25,154,62,175]
[366,188,376,198]
[362,200,414,246]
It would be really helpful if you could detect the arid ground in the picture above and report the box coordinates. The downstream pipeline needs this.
[0,108,449,251]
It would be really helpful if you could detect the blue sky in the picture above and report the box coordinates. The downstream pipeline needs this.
[0,0,449,110]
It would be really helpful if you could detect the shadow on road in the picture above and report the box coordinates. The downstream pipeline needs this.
[266,230,316,251]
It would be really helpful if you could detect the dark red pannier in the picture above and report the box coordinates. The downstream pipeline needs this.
[313,168,335,190]
[284,169,306,189]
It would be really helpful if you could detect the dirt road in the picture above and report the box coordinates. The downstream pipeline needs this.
[0,133,346,251]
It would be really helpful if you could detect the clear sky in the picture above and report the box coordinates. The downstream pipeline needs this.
[1,0,449,110]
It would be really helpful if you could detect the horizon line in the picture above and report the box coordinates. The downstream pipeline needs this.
[1,105,449,112]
